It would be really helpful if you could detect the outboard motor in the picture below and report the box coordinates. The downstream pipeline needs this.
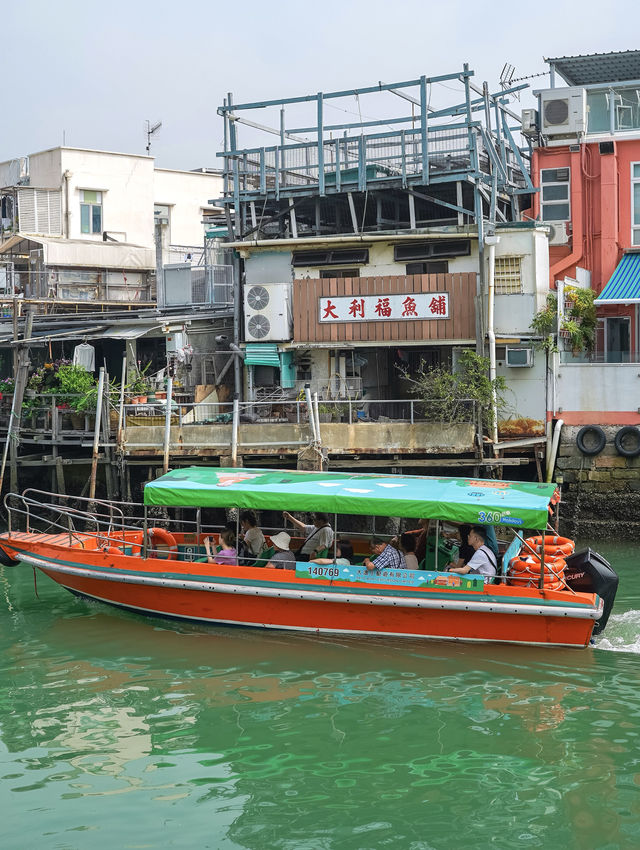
[564,548,619,635]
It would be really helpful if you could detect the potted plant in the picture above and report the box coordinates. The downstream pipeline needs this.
[530,293,558,352]
[53,365,97,428]
[127,362,153,404]
[0,376,15,402]
[317,403,333,423]
[563,287,597,354]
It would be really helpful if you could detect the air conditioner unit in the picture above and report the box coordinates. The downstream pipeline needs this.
[540,87,586,140]
[521,108,539,137]
[506,347,534,368]
[547,221,570,246]
[244,283,292,341]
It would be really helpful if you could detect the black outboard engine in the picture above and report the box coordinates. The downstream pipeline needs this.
[564,549,619,635]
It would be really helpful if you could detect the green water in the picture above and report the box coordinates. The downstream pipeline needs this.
[1,542,639,850]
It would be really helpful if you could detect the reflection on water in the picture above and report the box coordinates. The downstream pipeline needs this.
[1,550,640,850]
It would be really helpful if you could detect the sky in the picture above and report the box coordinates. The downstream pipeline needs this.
[2,0,639,170]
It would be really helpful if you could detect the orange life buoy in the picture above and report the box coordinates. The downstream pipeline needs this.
[508,553,566,590]
[524,535,574,557]
[147,527,178,559]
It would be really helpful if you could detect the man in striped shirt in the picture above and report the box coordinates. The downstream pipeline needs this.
[364,537,407,573]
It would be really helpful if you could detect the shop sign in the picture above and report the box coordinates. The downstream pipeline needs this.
[319,293,449,322]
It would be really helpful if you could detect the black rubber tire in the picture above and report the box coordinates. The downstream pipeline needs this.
[0,546,19,567]
[576,425,607,456]
[614,425,640,458]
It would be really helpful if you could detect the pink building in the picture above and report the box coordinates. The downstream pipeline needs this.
[529,51,640,426]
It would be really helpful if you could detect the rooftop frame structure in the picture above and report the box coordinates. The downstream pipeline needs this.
[217,65,535,243]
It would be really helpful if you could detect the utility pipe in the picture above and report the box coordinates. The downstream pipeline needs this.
[228,230,479,252]
[546,418,564,483]
[63,170,72,239]
[484,234,500,447]
[162,375,174,474]
[89,367,106,501]
[231,393,240,467]
[304,383,318,443]
[313,391,322,445]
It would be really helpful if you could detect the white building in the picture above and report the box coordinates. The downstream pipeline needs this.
[0,147,223,303]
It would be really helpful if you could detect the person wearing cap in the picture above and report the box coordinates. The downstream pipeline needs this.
[364,536,406,572]
[265,531,296,570]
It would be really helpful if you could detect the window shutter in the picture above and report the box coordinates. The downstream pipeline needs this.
[17,188,62,235]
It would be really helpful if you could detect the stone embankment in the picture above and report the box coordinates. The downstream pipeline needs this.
[555,425,640,541]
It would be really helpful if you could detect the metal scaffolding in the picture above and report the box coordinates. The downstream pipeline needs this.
[217,65,535,242]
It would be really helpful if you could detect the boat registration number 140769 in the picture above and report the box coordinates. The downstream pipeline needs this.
[306,565,341,578]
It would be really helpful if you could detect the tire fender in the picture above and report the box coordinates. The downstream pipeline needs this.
[614,425,640,458]
[576,425,606,456]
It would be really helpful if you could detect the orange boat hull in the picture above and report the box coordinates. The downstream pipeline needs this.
[0,532,601,648]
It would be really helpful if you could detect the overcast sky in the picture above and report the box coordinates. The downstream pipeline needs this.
[2,0,638,170]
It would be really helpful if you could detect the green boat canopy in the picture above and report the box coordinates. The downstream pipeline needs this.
[144,467,556,528]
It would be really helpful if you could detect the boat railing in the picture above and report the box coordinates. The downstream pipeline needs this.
[4,489,233,558]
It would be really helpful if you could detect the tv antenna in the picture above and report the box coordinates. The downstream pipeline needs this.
[145,120,162,155]
[500,63,550,99]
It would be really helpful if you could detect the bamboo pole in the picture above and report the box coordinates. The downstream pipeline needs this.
[89,367,105,501]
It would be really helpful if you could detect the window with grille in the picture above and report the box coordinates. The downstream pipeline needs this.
[494,256,523,294]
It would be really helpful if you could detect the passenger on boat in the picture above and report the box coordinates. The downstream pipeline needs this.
[447,526,497,578]
[265,532,296,570]
[445,523,473,571]
[239,510,266,559]
[205,530,237,565]
[414,518,430,564]
[364,537,407,572]
[282,511,334,561]
[310,540,354,567]
[399,533,419,570]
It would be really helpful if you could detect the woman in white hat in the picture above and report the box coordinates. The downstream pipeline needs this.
[265,532,296,570]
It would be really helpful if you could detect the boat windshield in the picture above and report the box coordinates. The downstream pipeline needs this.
[143,467,556,529]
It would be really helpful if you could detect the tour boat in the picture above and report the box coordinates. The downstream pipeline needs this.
[0,467,619,648]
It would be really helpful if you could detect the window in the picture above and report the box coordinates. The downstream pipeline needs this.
[292,249,368,267]
[319,268,360,278]
[405,261,448,275]
[494,256,523,295]
[540,168,570,221]
[393,240,470,262]
[80,190,102,234]
[632,163,640,246]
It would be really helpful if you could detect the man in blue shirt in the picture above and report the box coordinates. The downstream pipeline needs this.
[364,537,407,572]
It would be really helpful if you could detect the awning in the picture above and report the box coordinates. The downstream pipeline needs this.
[244,343,280,367]
[0,234,155,270]
[546,50,640,86]
[595,253,640,304]
[143,466,557,527]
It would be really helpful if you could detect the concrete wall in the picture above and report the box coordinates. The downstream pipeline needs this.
[555,363,640,425]
[555,424,640,540]
[124,420,475,456]
[153,168,222,248]
[60,148,155,245]
[496,352,546,429]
